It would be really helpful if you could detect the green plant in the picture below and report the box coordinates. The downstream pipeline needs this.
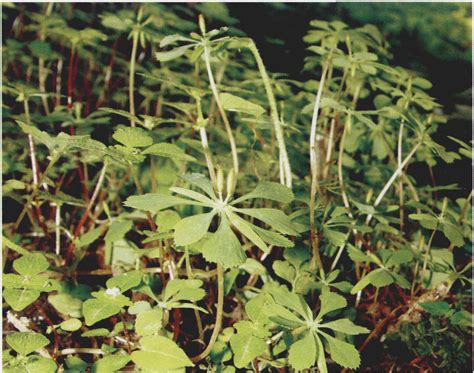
[2,3,471,372]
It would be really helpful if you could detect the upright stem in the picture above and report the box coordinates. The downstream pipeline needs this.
[397,119,405,232]
[55,204,61,256]
[366,142,421,225]
[199,127,217,186]
[129,32,139,127]
[66,161,109,263]
[248,41,292,188]
[337,121,352,216]
[309,58,330,278]
[191,264,224,363]
[23,99,39,186]
[203,45,239,177]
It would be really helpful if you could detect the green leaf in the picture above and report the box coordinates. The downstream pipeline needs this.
[92,354,131,373]
[273,260,296,283]
[173,211,216,246]
[3,288,40,311]
[13,253,49,276]
[288,332,317,371]
[350,268,393,295]
[232,181,294,204]
[320,318,369,335]
[420,301,450,316]
[112,127,153,148]
[81,328,110,337]
[48,293,83,318]
[220,92,265,117]
[106,271,142,293]
[131,336,193,370]
[442,223,464,247]
[319,332,361,369]
[230,333,267,369]
[125,193,203,213]
[408,213,438,230]
[60,318,82,332]
[449,310,472,326]
[227,212,269,253]
[18,356,57,373]
[237,208,298,235]
[163,279,205,303]
[156,45,193,62]
[142,143,196,162]
[315,334,328,373]
[6,332,49,356]
[83,293,130,326]
[386,249,414,267]
[201,218,246,268]
[135,309,163,336]
[316,287,347,321]
[104,220,133,248]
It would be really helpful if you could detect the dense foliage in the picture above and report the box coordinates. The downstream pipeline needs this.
[2,3,472,372]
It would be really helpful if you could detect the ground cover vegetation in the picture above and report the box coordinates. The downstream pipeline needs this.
[2,3,472,372]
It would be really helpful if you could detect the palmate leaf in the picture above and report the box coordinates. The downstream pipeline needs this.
[237,208,299,235]
[319,331,361,369]
[230,332,267,369]
[288,332,317,371]
[227,212,269,253]
[232,181,294,204]
[321,318,370,335]
[124,192,205,213]
[316,287,347,321]
[173,211,216,246]
[201,217,246,268]
[106,270,142,292]
[131,336,193,371]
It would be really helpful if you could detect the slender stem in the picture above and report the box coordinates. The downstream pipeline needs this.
[23,99,39,186]
[323,116,336,180]
[337,122,352,216]
[191,264,224,363]
[14,152,60,230]
[199,127,217,187]
[366,142,421,225]
[55,204,61,255]
[397,119,405,232]
[309,58,330,278]
[129,32,139,127]
[59,348,104,356]
[248,41,292,188]
[203,45,239,177]
[185,247,204,342]
[55,58,63,107]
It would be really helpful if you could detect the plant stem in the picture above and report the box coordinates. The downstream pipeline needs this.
[203,44,239,177]
[191,263,224,363]
[55,204,61,255]
[309,57,330,278]
[129,31,139,127]
[23,99,39,187]
[185,247,204,342]
[248,41,292,188]
[366,141,421,225]
[14,152,60,231]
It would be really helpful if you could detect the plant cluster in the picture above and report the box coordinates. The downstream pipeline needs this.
[2,3,472,372]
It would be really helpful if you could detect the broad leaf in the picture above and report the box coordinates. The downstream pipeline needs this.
[6,332,49,356]
[173,211,216,246]
[288,332,317,371]
[131,336,193,370]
